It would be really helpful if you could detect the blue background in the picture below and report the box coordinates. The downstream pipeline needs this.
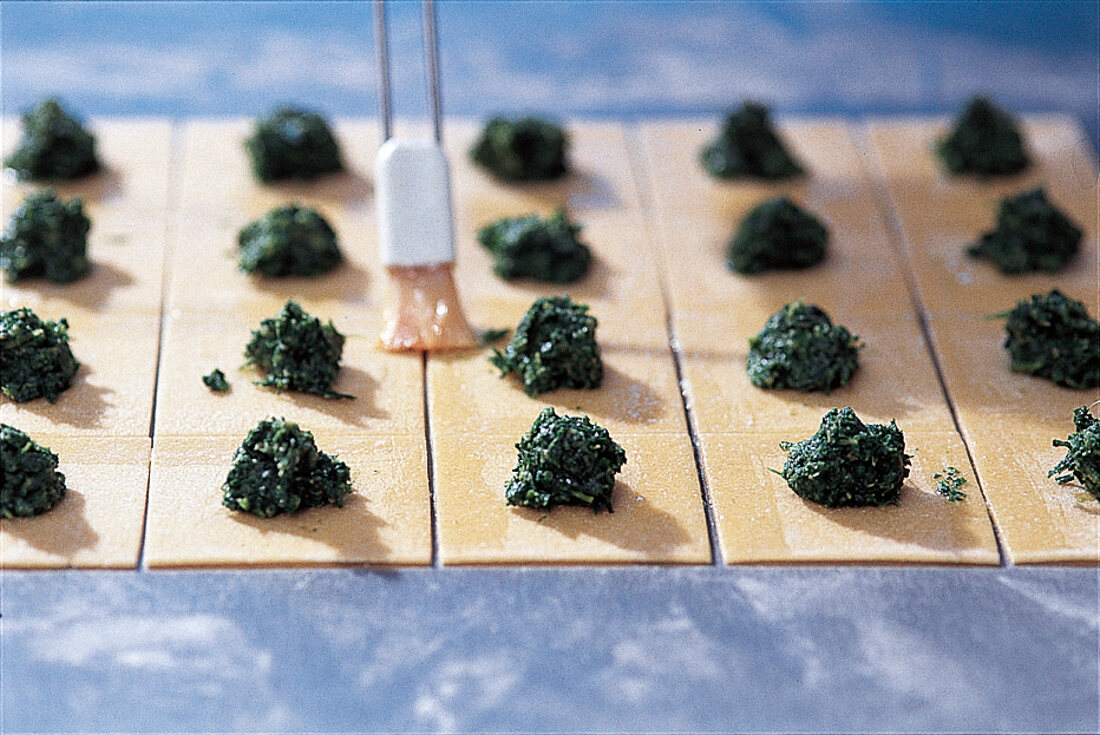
[2,1,1097,151]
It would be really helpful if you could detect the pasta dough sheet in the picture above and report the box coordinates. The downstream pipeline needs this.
[144,433,431,567]
[445,119,643,217]
[428,344,686,439]
[676,309,955,434]
[0,310,160,437]
[927,311,1100,438]
[638,122,913,319]
[0,207,166,319]
[176,118,380,219]
[154,306,424,437]
[865,116,1099,317]
[2,118,173,216]
[165,206,383,314]
[698,431,999,564]
[433,432,710,565]
[966,428,1099,564]
[452,211,667,319]
[0,435,150,569]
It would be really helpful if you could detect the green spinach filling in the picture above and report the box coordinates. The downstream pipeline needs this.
[506,407,626,513]
[469,117,568,182]
[1,424,67,518]
[727,197,828,274]
[222,417,352,517]
[936,96,1029,176]
[1050,406,1100,500]
[238,205,342,277]
[1,189,91,283]
[4,98,99,181]
[968,188,1081,274]
[245,107,342,183]
[779,407,911,508]
[747,301,860,394]
[245,300,352,399]
[491,295,602,397]
[477,208,591,283]
[0,307,80,403]
[701,101,804,180]
[996,290,1099,390]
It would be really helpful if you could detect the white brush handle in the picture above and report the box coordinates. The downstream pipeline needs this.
[376,137,455,267]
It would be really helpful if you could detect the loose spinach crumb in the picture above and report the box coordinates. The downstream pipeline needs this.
[490,295,602,397]
[1049,405,1100,500]
[967,188,1082,274]
[0,424,67,518]
[0,307,80,403]
[700,101,804,180]
[469,117,568,182]
[476,208,591,283]
[202,369,230,393]
[244,300,353,399]
[222,417,351,517]
[244,107,342,183]
[238,205,343,277]
[747,301,860,394]
[779,407,912,508]
[506,407,626,513]
[3,98,99,181]
[1,189,91,284]
[933,466,968,502]
[477,327,511,346]
[727,197,828,274]
[994,290,1099,390]
[936,96,1029,176]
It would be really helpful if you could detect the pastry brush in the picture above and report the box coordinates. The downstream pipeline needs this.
[374,0,476,351]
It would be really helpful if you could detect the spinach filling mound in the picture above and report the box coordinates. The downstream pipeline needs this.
[1050,406,1100,500]
[245,107,343,183]
[238,205,343,277]
[727,197,828,274]
[222,417,352,517]
[936,96,1029,176]
[245,300,353,399]
[469,117,568,182]
[1,424,66,518]
[700,101,804,180]
[476,208,591,283]
[0,307,80,403]
[968,188,1082,274]
[506,407,626,513]
[747,301,860,394]
[996,290,1099,390]
[4,98,99,181]
[779,407,912,508]
[491,295,602,397]
[1,189,91,283]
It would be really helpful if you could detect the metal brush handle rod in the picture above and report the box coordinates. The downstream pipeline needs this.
[374,0,444,143]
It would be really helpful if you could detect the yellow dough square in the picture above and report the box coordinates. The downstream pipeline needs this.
[165,206,383,315]
[153,306,423,437]
[177,118,378,219]
[1,207,166,319]
[0,310,159,437]
[699,431,999,564]
[865,116,1098,318]
[2,118,173,217]
[144,433,431,567]
[927,311,1099,437]
[428,345,686,440]
[676,309,955,434]
[446,119,642,217]
[434,432,710,565]
[1,435,150,569]
[967,429,1098,564]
